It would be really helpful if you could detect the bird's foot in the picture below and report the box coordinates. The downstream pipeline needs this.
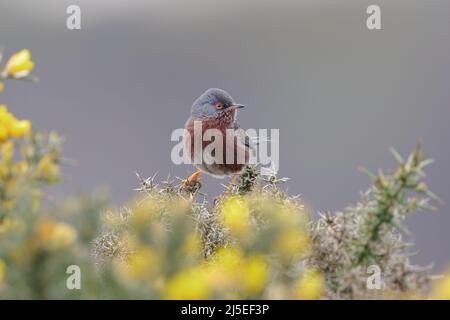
[180,170,203,194]
[215,174,240,203]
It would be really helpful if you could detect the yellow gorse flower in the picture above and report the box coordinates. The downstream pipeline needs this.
[202,247,269,296]
[0,104,32,140]
[274,229,310,258]
[6,49,35,77]
[50,222,77,248]
[220,196,250,237]
[116,245,161,282]
[35,219,77,251]
[37,155,60,183]
[241,254,270,295]
[9,120,32,138]
[181,232,202,257]
[296,268,325,300]
[164,267,211,300]
[1,140,14,163]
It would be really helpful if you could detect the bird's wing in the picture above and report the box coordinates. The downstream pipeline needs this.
[233,122,251,148]
[233,122,270,148]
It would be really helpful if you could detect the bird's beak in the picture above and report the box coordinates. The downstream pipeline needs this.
[229,104,245,110]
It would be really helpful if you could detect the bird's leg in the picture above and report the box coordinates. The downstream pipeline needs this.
[221,174,240,198]
[188,170,203,183]
[230,174,240,187]
[180,170,203,192]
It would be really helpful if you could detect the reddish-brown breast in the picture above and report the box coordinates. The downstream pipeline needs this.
[183,110,250,175]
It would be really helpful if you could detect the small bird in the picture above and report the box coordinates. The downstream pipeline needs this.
[182,88,255,189]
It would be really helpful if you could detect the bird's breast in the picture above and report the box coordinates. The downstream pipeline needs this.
[183,116,249,175]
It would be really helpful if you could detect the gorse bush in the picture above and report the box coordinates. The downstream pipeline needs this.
[310,145,437,299]
[0,49,449,299]
[93,166,314,299]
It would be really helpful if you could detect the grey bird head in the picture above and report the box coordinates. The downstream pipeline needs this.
[191,88,244,118]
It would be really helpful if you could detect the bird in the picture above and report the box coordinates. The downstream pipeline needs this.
[182,88,255,190]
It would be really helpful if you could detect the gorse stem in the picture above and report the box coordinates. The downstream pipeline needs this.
[356,144,435,265]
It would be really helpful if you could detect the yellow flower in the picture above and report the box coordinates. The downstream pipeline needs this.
[49,222,77,248]
[296,269,325,300]
[0,259,6,284]
[0,125,7,141]
[1,140,15,163]
[6,49,35,77]
[204,246,243,290]
[0,82,4,92]
[220,196,250,237]
[430,274,450,300]
[274,229,310,258]
[165,267,211,299]
[0,105,16,126]
[131,198,156,228]
[35,219,77,250]
[242,255,270,295]
[0,105,32,140]
[213,246,243,272]
[9,120,31,138]
[116,245,161,282]
[181,232,202,257]
[37,155,61,183]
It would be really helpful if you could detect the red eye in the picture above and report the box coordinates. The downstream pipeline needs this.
[215,102,224,110]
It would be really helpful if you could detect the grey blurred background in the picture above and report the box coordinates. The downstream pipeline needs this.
[1,0,449,270]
